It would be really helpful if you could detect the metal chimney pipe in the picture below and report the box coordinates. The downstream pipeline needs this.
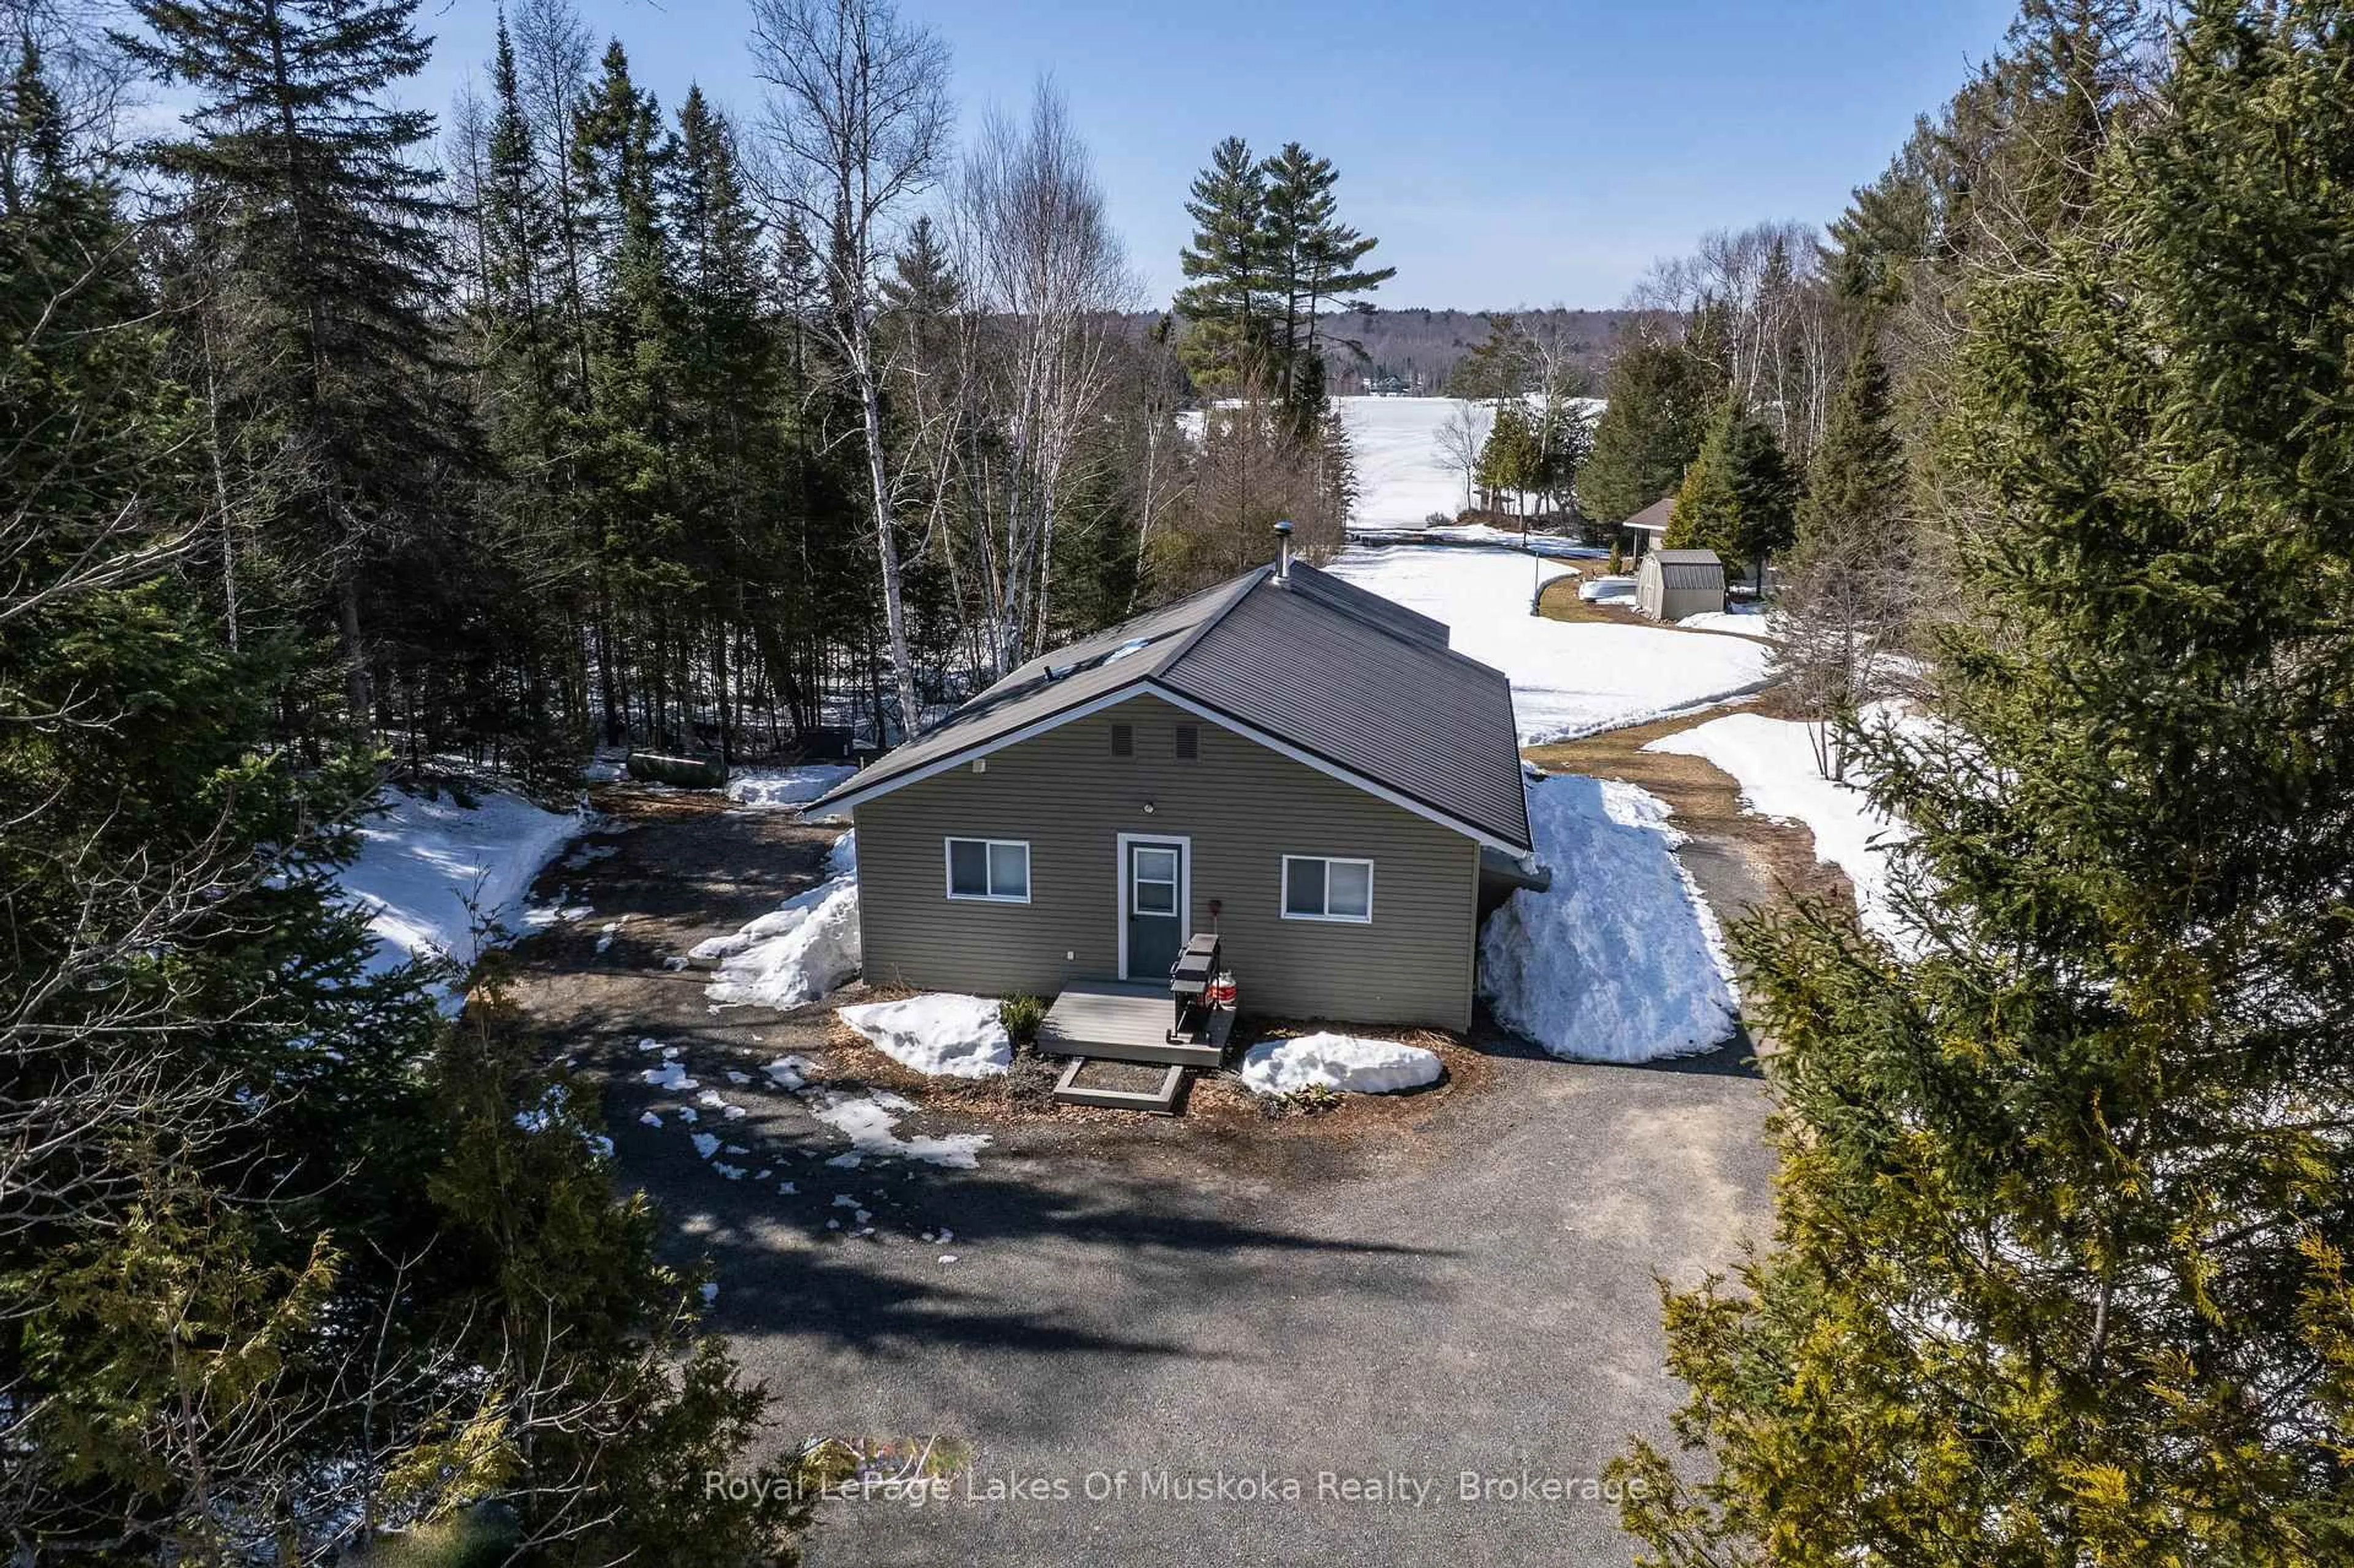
[1274,519,1293,583]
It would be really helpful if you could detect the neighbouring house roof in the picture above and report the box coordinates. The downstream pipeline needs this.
[813,561,1532,853]
[1622,496,1677,533]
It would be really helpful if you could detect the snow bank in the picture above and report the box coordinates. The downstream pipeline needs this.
[1325,546,1772,744]
[725,764,856,811]
[837,994,1011,1078]
[824,830,857,875]
[698,875,861,1010]
[1646,709,1915,941]
[338,785,582,988]
[804,1087,991,1169]
[1677,607,1778,641]
[1479,774,1739,1062]
[1238,1033,1443,1095]
[1580,574,1637,603]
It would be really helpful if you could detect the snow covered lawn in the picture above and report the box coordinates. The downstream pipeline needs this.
[837,994,1012,1078]
[1238,1033,1443,1095]
[1478,774,1738,1062]
[1645,709,1914,942]
[337,785,582,988]
[696,874,861,1009]
[1325,546,1772,744]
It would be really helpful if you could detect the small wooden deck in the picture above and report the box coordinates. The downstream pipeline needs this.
[1036,979,1233,1068]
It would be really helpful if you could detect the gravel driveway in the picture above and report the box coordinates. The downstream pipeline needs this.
[508,790,1775,1567]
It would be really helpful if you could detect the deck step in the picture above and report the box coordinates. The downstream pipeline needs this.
[1050,1057,1190,1115]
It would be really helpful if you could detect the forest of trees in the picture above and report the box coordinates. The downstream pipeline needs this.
[0,0,1392,1558]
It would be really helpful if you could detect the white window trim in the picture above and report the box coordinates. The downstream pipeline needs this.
[1116,832,1191,981]
[943,837,1032,904]
[1281,854,1376,924]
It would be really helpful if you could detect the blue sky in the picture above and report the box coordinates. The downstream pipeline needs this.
[405,0,2018,308]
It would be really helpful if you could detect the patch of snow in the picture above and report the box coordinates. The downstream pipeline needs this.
[676,1106,698,1124]
[825,830,857,875]
[1238,1033,1444,1095]
[714,1162,746,1180]
[662,955,689,972]
[726,1070,750,1084]
[937,1254,959,1265]
[1324,546,1770,744]
[636,1038,664,1052]
[777,1180,798,1195]
[641,1061,698,1093]
[1677,607,1779,641]
[1580,574,1637,603]
[699,1280,718,1304]
[1479,774,1739,1062]
[696,876,862,1010]
[690,1132,720,1159]
[1647,707,1917,942]
[836,994,1011,1078]
[725,764,858,812]
[804,1089,990,1170]
[335,785,583,1000]
[638,1111,663,1128]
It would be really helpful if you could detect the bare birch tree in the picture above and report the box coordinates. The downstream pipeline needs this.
[750,0,950,738]
[948,81,1135,674]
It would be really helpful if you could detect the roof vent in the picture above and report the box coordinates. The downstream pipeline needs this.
[1274,519,1293,584]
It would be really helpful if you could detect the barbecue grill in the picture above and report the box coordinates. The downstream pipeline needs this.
[1167,932,1224,1045]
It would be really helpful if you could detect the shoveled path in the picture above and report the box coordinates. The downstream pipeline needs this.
[506,783,1777,1567]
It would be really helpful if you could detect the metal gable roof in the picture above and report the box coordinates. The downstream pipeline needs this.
[1645,549,1725,591]
[814,560,1531,853]
[1160,577,1529,851]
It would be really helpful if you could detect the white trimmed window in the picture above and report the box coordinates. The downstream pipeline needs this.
[945,838,1030,902]
[1281,855,1373,923]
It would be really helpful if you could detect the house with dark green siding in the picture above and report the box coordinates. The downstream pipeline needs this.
[813,536,1537,1046]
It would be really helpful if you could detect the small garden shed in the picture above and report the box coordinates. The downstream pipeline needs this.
[1636,548,1726,622]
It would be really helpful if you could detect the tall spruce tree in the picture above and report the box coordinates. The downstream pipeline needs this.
[1776,331,1913,774]
[1665,391,1796,586]
[116,0,455,736]
[1581,325,1719,522]
[1618,4,2354,1562]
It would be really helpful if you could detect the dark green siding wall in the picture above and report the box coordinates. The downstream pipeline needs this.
[851,693,1481,1030]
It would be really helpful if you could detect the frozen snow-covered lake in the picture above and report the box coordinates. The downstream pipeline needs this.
[1333,394,1606,532]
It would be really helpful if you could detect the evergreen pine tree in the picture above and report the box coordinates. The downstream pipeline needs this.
[1619,5,2354,1561]
[116,0,455,736]
[1580,326,1718,522]
[1173,135,1270,389]
[1665,392,1796,585]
